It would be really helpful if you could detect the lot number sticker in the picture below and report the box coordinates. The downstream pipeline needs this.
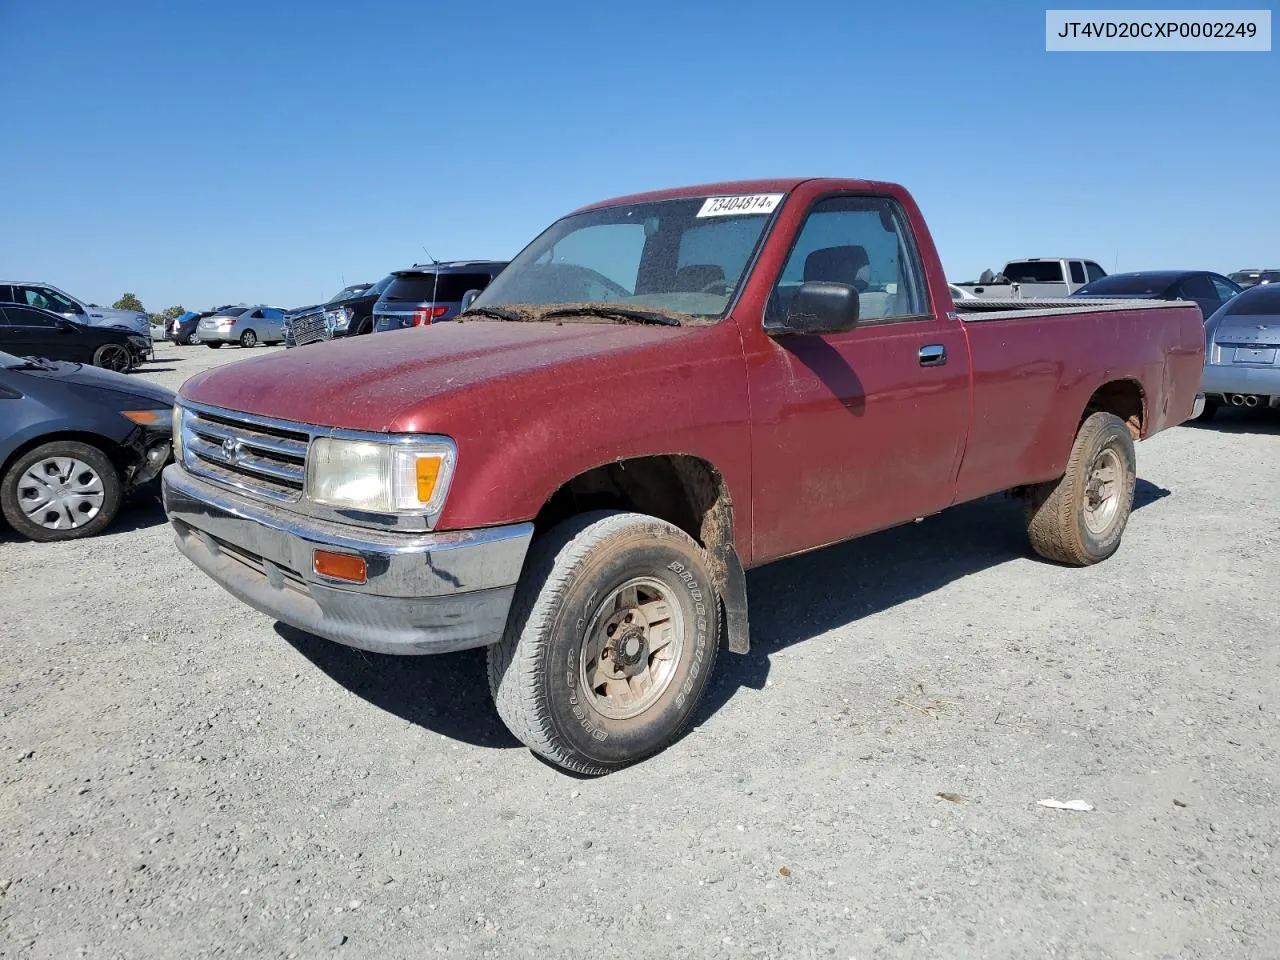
[696,194,784,217]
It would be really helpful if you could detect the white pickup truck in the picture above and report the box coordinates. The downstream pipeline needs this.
[953,257,1108,299]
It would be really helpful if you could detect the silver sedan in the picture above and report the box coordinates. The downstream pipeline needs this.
[1199,284,1280,419]
[198,306,288,349]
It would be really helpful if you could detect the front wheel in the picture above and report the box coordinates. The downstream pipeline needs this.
[0,440,123,542]
[488,511,720,775]
[239,330,257,348]
[1025,412,1136,566]
[92,343,133,373]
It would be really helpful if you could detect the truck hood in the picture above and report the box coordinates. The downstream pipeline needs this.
[179,319,692,432]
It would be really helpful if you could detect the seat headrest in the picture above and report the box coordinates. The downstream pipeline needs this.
[803,246,870,287]
[673,264,725,291]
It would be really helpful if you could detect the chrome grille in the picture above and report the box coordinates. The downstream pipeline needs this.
[291,310,329,346]
[182,407,309,502]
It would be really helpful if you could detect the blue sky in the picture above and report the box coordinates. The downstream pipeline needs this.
[0,0,1274,312]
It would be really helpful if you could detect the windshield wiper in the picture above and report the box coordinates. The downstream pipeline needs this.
[20,356,58,371]
[541,306,680,327]
[458,306,529,322]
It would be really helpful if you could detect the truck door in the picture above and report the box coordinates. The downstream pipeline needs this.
[745,194,971,563]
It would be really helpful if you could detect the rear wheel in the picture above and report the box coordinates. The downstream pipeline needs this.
[92,343,133,373]
[0,441,123,542]
[488,511,721,775]
[1025,412,1136,566]
[239,330,257,348]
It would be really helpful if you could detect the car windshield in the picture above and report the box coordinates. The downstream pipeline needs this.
[1226,287,1280,316]
[1076,274,1174,296]
[470,194,784,322]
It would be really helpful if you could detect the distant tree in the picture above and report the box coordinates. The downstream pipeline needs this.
[113,292,145,313]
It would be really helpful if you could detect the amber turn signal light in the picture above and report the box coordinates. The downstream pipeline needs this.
[122,410,166,425]
[313,550,367,584]
[416,455,443,504]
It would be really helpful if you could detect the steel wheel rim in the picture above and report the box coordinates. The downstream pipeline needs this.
[98,345,129,371]
[579,576,685,721]
[1083,446,1122,535]
[17,457,105,530]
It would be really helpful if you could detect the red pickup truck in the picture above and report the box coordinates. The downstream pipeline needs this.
[163,177,1205,774]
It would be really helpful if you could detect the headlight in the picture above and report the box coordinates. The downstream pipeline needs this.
[325,307,352,332]
[172,405,185,462]
[306,436,455,516]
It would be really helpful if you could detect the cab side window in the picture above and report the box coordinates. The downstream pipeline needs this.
[17,286,81,315]
[769,196,928,324]
[1069,261,1086,284]
[1084,261,1107,283]
[6,306,56,327]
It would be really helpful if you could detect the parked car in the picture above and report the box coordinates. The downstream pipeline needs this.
[169,310,215,345]
[0,281,152,346]
[286,277,394,347]
[1227,269,1280,289]
[0,302,149,372]
[952,258,1107,299]
[163,176,1204,775]
[1071,270,1243,321]
[0,350,174,541]
[198,305,288,348]
[1197,283,1280,419]
[372,261,508,332]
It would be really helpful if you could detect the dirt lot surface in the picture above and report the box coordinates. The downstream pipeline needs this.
[2,342,1277,959]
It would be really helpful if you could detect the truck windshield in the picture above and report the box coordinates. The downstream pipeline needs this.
[470,194,783,322]
[1003,261,1065,283]
[329,284,371,302]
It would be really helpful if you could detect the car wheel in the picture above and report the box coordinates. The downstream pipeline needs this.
[206,342,223,349]
[92,343,134,373]
[239,330,257,348]
[0,440,123,542]
[487,511,721,776]
[1025,412,1136,566]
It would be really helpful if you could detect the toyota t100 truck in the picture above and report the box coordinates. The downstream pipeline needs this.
[162,177,1205,775]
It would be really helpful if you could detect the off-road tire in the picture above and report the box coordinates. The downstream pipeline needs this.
[1,440,123,542]
[487,511,721,776]
[239,330,257,348]
[1025,412,1136,566]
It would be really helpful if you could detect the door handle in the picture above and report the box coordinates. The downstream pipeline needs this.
[919,344,947,366]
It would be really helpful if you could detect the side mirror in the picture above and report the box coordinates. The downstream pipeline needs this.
[460,289,482,311]
[769,281,860,336]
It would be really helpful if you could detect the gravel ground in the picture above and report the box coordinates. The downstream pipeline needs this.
[1,342,1277,959]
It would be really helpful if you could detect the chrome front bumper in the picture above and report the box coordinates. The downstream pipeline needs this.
[162,465,533,655]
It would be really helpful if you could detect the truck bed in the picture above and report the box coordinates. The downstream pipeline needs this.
[953,298,1185,320]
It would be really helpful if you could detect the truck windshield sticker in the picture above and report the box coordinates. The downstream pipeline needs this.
[696,194,784,218]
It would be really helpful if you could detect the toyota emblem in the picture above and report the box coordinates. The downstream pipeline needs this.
[222,437,242,462]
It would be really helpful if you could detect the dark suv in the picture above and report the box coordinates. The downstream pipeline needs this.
[286,276,394,348]
[372,261,507,333]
